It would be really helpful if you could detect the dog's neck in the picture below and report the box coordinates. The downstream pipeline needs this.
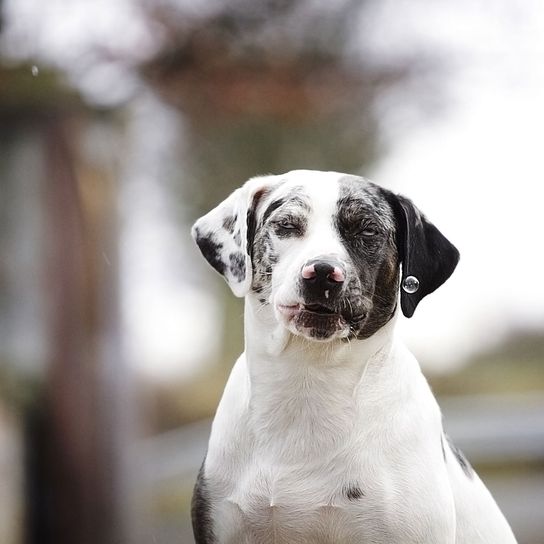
[243,296,401,461]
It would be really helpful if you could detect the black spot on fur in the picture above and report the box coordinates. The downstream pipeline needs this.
[192,460,216,543]
[222,215,236,234]
[262,197,287,225]
[229,252,246,281]
[246,189,269,262]
[344,483,364,501]
[195,231,225,275]
[262,190,311,227]
[446,435,473,479]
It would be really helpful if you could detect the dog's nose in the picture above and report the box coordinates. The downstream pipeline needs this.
[302,262,345,283]
[301,258,345,294]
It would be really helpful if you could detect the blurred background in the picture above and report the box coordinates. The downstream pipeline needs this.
[0,0,543,542]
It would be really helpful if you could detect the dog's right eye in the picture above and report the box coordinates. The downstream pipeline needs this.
[274,217,303,236]
[278,219,297,230]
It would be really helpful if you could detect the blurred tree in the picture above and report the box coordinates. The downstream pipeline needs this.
[141,0,415,207]
[0,63,127,544]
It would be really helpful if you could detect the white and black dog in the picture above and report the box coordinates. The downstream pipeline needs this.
[191,170,516,544]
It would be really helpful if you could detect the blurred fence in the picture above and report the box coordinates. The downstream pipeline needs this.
[136,392,544,544]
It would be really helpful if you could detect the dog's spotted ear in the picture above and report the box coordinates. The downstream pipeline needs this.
[191,176,279,297]
[383,190,460,318]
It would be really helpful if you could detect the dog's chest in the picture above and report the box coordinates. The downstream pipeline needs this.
[204,349,453,543]
[211,450,452,544]
[214,460,381,544]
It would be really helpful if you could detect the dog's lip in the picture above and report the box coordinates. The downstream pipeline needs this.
[277,303,302,318]
[277,302,342,318]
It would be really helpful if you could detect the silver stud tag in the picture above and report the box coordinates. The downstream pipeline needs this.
[402,275,420,294]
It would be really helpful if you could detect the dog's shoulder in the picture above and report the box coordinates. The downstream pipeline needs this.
[443,436,517,543]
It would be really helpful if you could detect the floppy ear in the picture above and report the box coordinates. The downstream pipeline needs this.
[191,175,278,297]
[383,191,460,318]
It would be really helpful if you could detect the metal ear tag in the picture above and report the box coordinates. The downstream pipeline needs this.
[402,275,420,294]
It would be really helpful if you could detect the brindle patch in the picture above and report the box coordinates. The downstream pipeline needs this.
[251,228,277,298]
[263,189,310,240]
[251,187,311,300]
[222,215,236,234]
[229,252,246,282]
[261,188,310,225]
[335,177,400,339]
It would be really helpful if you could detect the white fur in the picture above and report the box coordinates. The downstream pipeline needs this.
[199,171,517,544]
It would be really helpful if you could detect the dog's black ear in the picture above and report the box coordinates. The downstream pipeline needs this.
[382,190,460,318]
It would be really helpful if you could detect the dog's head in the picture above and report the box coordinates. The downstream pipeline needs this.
[192,170,459,342]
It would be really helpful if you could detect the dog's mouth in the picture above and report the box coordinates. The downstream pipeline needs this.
[277,302,348,341]
[277,300,369,341]
[303,303,337,315]
[277,302,367,321]
[277,303,339,317]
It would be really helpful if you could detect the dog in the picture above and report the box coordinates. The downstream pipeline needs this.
[191,170,517,543]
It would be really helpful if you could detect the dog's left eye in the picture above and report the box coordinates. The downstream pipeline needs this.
[361,227,378,237]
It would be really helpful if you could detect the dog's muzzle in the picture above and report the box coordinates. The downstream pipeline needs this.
[281,256,346,340]
[277,256,370,341]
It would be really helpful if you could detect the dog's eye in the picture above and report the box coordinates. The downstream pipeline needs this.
[273,217,304,237]
[354,222,379,237]
[361,227,378,237]
[277,219,298,231]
